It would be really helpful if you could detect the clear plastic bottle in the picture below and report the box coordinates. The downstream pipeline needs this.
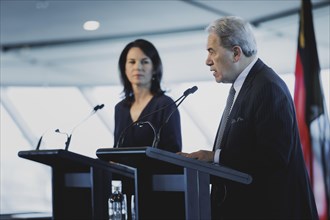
[109,181,126,220]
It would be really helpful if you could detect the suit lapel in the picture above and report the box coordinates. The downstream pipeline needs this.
[218,59,264,150]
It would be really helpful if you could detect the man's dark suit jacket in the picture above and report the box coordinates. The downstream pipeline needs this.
[211,59,319,220]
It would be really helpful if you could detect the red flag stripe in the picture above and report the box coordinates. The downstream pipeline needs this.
[294,52,313,181]
[294,1,329,219]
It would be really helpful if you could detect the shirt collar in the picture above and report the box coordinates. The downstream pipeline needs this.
[233,57,258,94]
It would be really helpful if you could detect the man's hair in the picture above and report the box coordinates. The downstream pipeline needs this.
[206,16,257,57]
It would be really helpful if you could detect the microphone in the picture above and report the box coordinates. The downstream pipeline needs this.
[59,104,104,150]
[152,86,198,148]
[35,104,105,150]
[115,86,198,148]
[54,128,72,150]
[183,85,198,96]
[115,90,186,148]
[94,104,104,111]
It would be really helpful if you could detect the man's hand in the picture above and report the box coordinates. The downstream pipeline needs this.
[177,150,214,162]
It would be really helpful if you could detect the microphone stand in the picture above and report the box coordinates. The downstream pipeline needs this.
[61,104,104,151]
[116,86,198,148]
[36,104,105,151]
[152,86,198,148]
[115,94,186,148]
[35,104,104,150]
[152,95,188,148]
[65,134,72,151]
[35,136,43,150]
[54,128,71,150]
[35,128,52,150]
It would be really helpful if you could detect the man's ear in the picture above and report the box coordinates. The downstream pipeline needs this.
[233,46,241,62]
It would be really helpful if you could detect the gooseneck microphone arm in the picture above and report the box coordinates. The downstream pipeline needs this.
[152,86,198,148]
[55,104,105,151]
[54,129,71,150]
[65,135,72,151]
[35,128,51,150]
[35,136,43,150]
[116,86,198,148]
[151,97,186,148]
[115,93,187,148]
[35,104,105,150]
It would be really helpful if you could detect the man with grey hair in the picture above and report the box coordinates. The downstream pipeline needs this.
[178,16,318,219]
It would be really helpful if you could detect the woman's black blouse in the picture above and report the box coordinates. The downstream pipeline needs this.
[114,94,182,153]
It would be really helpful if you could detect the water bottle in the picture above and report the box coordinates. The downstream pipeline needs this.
[109,181,126,220]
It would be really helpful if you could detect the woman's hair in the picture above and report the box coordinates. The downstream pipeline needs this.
[206,16,257,57]
[118,39,164,102]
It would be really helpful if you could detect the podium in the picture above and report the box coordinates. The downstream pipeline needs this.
[18,149,136,220]
[96,147,252,220]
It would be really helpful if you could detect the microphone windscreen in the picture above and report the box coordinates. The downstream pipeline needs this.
[183,86,198,96]
[190,86,198,94]
[94,104,105,111]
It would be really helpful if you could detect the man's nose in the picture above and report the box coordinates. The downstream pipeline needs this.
[205,56,212,66]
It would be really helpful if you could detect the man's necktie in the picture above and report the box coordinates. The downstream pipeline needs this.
[215,85,236,149]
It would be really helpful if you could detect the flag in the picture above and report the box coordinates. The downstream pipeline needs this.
[294,0,330,219]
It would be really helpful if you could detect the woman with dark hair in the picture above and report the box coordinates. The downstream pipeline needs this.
[114,39,182,153]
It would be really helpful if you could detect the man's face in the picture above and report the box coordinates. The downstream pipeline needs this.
[205,33,235,83]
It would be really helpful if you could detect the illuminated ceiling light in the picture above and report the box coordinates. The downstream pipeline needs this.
[83,21,100,31]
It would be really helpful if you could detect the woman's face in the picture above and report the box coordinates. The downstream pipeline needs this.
[125,47,154,89]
